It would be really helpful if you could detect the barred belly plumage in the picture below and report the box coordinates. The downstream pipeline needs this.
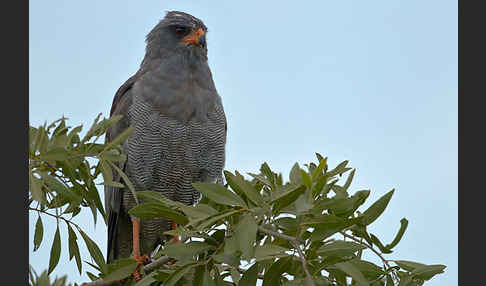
[121,93,226,254]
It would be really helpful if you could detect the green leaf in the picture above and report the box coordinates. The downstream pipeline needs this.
[239,263,259,286]
[33,215,43,251]
[136,191,186,209]
[225,171,267,208]
[369,233,392,254]
[134,271,158,286]
[103,258,138,283]
[48,225,61,275]
[162,241,213,263]
[128,202,188,224]
[289,163,302,185]
[262,256,292,286]
[109,161,138,204]
[326,160,350,177]
[67,223,82,274]
[311,156,328,181]
[39,147,69,161]
[300,169,312,189]
[80,230,106,273]
[180,203,218,220]
[192,209,243,230]
[385,218,408,250]
[270,184,306,214]
[193,182,247,208]
[163,262,199,286]
[361,189,395,225]
[348,259,384,281]
[317,240,366,257]
[393,260,426,272]
[224,213,258,260]
[254,244,289,261]
[411,264,446,281]
[212,253,240,267]
[333,261,369,286]
[342,169,356,191]
[103,126,134,152]
[30,173,46,204]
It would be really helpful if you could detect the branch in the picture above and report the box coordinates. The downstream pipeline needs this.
[339,231,398,282]
[80,255,171,286]
[258,226,314,286]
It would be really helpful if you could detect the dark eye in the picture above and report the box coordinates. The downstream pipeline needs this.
[174,26,189,37]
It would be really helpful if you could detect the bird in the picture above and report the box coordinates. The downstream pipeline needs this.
[104,11,227,280]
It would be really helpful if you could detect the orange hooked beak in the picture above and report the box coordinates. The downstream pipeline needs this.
[182,28,205,46]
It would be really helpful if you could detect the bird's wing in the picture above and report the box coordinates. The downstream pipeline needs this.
[105,73,138,263]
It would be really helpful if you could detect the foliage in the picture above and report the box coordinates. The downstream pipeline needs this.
[29,116,446,286]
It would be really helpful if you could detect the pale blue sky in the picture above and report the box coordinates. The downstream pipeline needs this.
[29,1,457,285]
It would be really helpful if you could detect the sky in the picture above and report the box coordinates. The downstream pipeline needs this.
[29,1,457,285]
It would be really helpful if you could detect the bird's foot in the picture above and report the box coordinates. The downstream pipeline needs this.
[132,254,151,281]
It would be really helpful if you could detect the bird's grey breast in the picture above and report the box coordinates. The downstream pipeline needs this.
[123,57,226,207]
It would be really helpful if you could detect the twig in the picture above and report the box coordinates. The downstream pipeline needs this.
[339,231,398,282]
[258,226,314,285]
[80,255,171,286]
[257,226,302,243]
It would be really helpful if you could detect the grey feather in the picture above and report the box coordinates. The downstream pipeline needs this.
[104,11,226,263]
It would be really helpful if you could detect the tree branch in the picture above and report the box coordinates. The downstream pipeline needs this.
[258,226,314,285]
[80,255,171,286]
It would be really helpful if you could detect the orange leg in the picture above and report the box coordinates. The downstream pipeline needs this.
[132,218,143,281]
[171,221,180,243]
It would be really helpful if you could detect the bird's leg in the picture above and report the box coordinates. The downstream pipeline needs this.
[171,221,180,243]
[131,218,151,281]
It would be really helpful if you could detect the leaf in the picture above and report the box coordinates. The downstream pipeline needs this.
[181,203,218,220]
[33,215,43,251]
[128,202,188,224]
[163,262,199,286]
[361,189,395,225]
[212,253,240,267]
[348,259,384,281]
[136,191,186,209]
[134,271,158,286]
[393,260,426,272]
[39,147,69,161]
[239,263,260,286]
[369,233,392,254]
[333,261,369,286]
[411,264,446,281]
[262,256,292,286]
[162,241,213,262]
[326,160,350,177]
[103,258,138,283]
[311,156,328,181]
[48,225,61,275]
[109,161,138,204]
[224,213,258,260]
[67,223,82,274]
[270,184,306,214]
[225,171,267,208]
[317,240,366,257]
[254,245,290,261]
[385,218,408,250]
[80,230,106,273]
[192,209,243,230]
[103,126,134,152]
[289,163,302,185]
[193,182,247,208]
[30,173,46,204]
[300,170,312,189]
[342,169,356,191]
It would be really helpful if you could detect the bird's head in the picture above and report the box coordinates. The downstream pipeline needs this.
[145,11,209,60]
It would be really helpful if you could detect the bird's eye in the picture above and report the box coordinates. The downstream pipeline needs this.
[174,26,189,37]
